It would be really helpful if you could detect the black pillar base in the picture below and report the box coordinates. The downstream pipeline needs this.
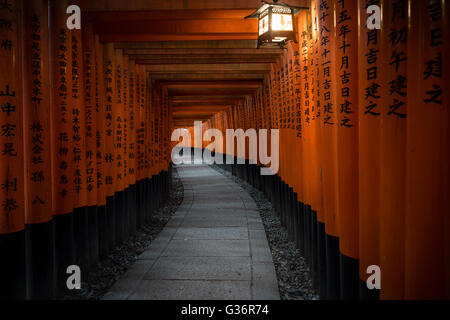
[54,212,76,297]
[359,278,380,300]
[25,220,56,299]
[303,204,311,266]
[0,230,27,299]
[317,221,327,300]
[87,206,99,268]
[106,195,116,251]
[339,253,359,300]
[73,206,90,272]
[129,184,137,236]
[136,179,144,229]
[325,234,341,299]
[123,187,131,241]
[311,211,319,292]
[296,201,305,254]
[97,205,108,260]
[114,191,125,245]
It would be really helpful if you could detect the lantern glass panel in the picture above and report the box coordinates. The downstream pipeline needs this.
[259,14,269,35]
[271,13,293,31]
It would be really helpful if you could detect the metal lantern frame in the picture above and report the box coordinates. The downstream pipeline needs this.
[245,1,306,48]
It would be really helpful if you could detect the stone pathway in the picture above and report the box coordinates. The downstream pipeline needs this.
[103,164,280,300]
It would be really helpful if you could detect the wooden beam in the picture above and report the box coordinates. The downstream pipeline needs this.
[147,63,271,73]
[172,95,248,101]
[95,19,256,34]
[168,88,257,96]
[100,33,257,42]
[135,57,276,65]
[165,80,261,89]
[122,48,282,55]
[113,40,258,49]
[75,0,310,11]
[172,106,231,112]
[85,9,255,21]
[149,73,264,80]
[171,100,239,107]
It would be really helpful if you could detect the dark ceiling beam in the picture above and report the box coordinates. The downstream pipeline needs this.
[148,73,264,80]
[100,33,257,42]
[165,80,261,89]
[114,40,258,49]
[94,19,257,35]
[122,48,282,55]
[147,63,271,74]
[172,106,231,112]
[171,101,240,107]
[135,58,276,65]
[75,0,310,11]
[171,95,248,101]
[84,9,255,21]
[168,89,257,96]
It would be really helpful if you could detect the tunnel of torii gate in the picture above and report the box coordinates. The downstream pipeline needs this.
[0,0,449,301]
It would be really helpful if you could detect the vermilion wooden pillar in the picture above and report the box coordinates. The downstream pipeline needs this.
[379,0,408,300]
[288,42,302,246]
[405,0,448,299]
[146,68,155,216]
[121,53,131,240]
[71,28,89,271]
[103,43,117,249]
[317,0,341,299]
[445,0,450,299]
[82,23,99,268]
[95,36,108,259]
[298,9,312,269]
[0,0,26,300]
[293,29,305,255]
[22,0,55,299]
[333,0,359,300]
[49,0,76,296]
[128,59,137,232]
[357,0,383,300]
[135,63,145,225]
[309,0,324,294]
[114,48,126,244]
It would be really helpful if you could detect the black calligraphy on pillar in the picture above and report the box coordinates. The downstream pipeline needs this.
[128,68,135,176]
[423,0,443,106]
[301,26,310,125]
[57,28,70,198]
[0,0,21,216]
[104,59,114,186]
[123,65,128,181]
[363,0,381,117]
[320,0,333,126]
[71,34,83,196]
[337,0,354,127]
[84,47,97,194]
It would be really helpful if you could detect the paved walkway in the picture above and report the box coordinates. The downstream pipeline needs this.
[104,164,280,300]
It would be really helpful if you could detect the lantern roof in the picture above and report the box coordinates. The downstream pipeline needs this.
[244,1,307,19]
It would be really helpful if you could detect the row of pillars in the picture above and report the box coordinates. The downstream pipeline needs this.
[0,0,171,299]
[197,0,449,300]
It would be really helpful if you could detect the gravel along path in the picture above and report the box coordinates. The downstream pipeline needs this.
[63,167,184,300]
[211,165,319,301]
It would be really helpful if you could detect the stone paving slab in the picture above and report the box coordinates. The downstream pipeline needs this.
[180,216,248,228]
[144,257,251,281]
[104,164,280,300]
[128,280,252,300]
[173,227,248,240]
[161,239,250,257]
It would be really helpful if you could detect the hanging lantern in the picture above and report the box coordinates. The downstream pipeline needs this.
[246,0,305,48]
